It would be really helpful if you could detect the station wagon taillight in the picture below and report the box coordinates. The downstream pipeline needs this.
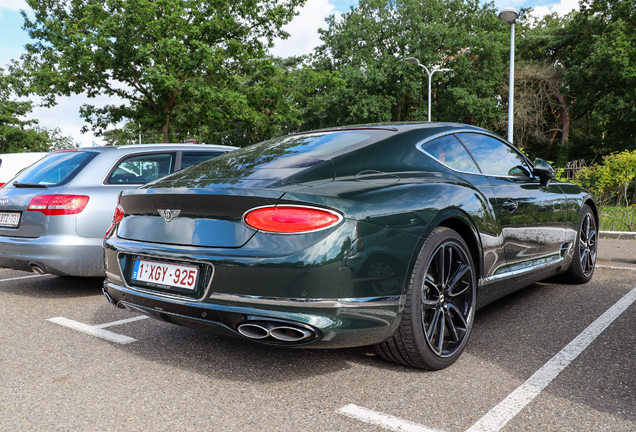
[27,195,90,216]
[243,206,342,233]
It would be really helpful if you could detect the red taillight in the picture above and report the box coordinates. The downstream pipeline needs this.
[112,203,124,224]
[105,198,124,238]
[0,183,5,188]
[27,195,90,216]
[243,206,341,233]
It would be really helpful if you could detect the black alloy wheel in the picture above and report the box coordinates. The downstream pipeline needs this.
[374,226,476,370]
[565,204,597,283]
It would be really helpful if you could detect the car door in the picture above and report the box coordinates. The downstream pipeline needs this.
[455,132,568,280]
[74,151,177,239]
[419,133,506,279]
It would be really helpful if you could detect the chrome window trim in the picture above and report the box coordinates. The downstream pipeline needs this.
[415,129,536,179]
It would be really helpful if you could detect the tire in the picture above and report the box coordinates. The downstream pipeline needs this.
[565,204,597,284]
[374,226,476,370]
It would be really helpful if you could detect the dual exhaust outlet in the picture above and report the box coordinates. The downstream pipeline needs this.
[237,321,317,344]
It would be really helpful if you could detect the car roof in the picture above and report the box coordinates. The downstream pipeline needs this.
[57,143,237,154]
[295,122,489,136]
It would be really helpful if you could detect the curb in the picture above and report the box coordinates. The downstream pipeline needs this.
[599,231,636,240]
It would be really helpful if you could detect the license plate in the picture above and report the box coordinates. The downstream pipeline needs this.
[131,259,199,291]
[0,212,20,228]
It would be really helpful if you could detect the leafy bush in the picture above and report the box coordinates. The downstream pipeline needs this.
[569,150,636,231]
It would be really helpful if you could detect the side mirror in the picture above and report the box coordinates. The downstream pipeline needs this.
[533,158,555,186]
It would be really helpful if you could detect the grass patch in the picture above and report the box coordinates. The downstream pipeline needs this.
[599,206,636,232]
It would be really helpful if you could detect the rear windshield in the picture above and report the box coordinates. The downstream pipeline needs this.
[12,151,98,187]
[196,130,395,172]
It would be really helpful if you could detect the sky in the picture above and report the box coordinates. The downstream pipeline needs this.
[0,0,580,147]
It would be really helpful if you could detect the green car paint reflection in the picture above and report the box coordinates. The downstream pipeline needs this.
[103,122,598,370]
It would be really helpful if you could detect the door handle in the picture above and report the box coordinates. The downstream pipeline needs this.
[503,199,518,212]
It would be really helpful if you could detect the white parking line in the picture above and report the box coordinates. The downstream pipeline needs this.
[338,404,442,432]
[0,274,48,282]
[596,265,636,271]
[48,316,148,344]
[339,285,636,432]
[467,285,636,432]
[93,315,149,329]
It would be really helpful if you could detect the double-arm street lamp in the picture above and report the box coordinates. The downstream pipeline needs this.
[498,7,519,143]
[404,57,453,122]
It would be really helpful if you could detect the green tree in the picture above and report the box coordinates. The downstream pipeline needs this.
[310,0,512,132]
[13,0,306,143]
[222,56,346,146]
[101,56,345,147]
[555,0,636,158]
[0,69,73,153]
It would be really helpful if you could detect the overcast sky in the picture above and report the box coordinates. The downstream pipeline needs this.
[0,0,580,147]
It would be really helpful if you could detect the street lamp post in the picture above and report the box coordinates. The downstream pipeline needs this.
[404,57,453,122]
[498,7,519,143]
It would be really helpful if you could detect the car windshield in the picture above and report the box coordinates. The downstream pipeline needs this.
[12,151,98,187]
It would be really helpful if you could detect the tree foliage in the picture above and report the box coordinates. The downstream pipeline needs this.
[8,0,636,163]
[552,0,636,157]
[309,0,511,131]
[0,69,74,153]
[13,0,307,143]
[100,56,344,146]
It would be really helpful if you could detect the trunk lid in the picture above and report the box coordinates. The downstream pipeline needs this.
[0,186,63,238]
[117,188,285,248]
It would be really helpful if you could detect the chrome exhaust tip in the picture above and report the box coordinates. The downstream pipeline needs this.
[30,264,47,275]
[269,326,313,342]
[237,323,271,340]
[236,319,318,344]
[102,288,115,305]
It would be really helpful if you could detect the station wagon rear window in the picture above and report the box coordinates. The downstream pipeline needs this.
[12,151,97,187]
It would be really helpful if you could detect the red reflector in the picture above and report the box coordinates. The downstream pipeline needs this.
[244,206,341,233]
[0,183,5,187]
[27,195,90,216]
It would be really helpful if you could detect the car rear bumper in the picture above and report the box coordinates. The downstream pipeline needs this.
[102,279,403,348]
[0,235,105,276]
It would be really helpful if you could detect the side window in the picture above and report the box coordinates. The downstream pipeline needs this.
[180,151,224,170]
[420,134,480,173]
[107,153,175,184]
[455,133,530,177]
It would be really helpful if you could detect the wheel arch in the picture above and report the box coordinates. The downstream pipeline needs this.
[584,198,599,227]
[437,217,482,284]
[421,209,484,286]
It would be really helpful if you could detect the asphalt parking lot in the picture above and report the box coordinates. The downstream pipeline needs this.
[0,239,634,432]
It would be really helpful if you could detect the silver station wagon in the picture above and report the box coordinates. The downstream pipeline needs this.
[0,143,236,277]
